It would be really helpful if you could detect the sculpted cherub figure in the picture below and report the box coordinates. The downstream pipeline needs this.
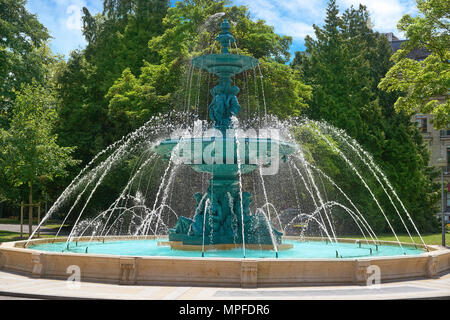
[189,192,207,236]
[208,87,227,127]
[226,86,241,117]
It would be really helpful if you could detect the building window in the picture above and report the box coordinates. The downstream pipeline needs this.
[416,116,427,133]
[447,192,450,212]
[447,148,450,173]
[440,129,450,136]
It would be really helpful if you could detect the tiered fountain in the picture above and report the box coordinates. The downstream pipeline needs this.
[0,18,448,288]
[154,19,295,252]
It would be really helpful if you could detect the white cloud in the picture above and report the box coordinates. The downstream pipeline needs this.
[234,0,323,42]
[276,21,315,40]
[234,0,418,53]
[66,4,83,30]
[338,0,417,34]
[26,0,102,58]
[276,0,326,20]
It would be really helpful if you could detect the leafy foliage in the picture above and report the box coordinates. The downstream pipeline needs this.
[0,0,53,123]
[378,0,449,129]
[55,0,170,163]
[106,0,310,133]
[0,82,79,204]
[294,0,439,233]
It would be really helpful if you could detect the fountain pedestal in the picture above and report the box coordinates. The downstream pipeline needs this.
[168,175,282,246]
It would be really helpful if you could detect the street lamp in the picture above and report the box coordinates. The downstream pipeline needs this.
[436,157,447,247]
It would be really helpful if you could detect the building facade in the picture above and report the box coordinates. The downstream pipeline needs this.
[386,33,449,223]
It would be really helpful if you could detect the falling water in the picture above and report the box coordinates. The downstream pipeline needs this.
[308,125,404,252]
[201,199,211,257]
[257,64,268,125]
[233,122,246,257]
[328,126,428,250]
[27,109,431,259]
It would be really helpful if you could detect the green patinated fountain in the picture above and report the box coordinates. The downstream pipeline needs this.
[154,19,296,251]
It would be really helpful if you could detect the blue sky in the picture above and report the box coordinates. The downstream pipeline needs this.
[26,0,418,59]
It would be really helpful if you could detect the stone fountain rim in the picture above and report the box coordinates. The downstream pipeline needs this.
[1,236,448,287]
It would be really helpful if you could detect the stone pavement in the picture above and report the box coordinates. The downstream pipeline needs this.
[0,270,448,300]
[0,224,43,233]
[0,224,68,235]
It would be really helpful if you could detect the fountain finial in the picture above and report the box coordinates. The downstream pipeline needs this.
[191,18,259,130]
[216,19,235,53]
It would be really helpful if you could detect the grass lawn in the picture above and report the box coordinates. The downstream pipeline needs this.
[343,233,449,246]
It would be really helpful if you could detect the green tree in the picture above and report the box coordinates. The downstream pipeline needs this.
[0,82,79,214]
[106,66,171,136]
[295,0,438,233]
[54,50,109,164]
[299,1,381,141]
[55,0,169,164]
[258,60,311,117]
[0,0,53,124]
[378,0,449,129]
[106,0,310,133]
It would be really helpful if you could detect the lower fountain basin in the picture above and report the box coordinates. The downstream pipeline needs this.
[27,238,424,258]
[1,237,448,287]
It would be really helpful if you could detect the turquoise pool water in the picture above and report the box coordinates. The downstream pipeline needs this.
[29,239,425,259]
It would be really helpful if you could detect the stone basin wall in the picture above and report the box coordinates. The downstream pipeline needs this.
[0,236,449,288]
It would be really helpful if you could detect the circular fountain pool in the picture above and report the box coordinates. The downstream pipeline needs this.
[1,237,448,287]
[29,238,424,259]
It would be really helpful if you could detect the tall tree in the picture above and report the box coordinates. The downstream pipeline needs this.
[54,50,107,164]
[106,0,310,135]
[0,0,53,125]
[82,0,169,89]
[378,0,449,129]
[56,0,170,164]
[0,82,79,217]
[294,1,438,232]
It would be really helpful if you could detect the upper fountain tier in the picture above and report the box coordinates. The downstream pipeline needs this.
[154,18,297,173]
[191,19,259,77]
